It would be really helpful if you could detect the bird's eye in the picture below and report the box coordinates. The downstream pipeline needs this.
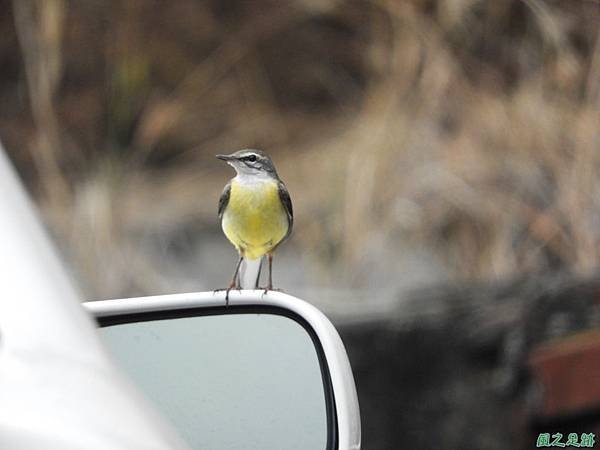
[245,154,257,162]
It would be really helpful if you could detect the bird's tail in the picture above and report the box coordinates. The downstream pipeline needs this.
[239,257,262,289]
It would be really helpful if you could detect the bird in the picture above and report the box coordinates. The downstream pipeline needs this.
[216,149,293,301]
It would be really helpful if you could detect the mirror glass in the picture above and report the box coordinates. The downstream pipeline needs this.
[100,312,329,450]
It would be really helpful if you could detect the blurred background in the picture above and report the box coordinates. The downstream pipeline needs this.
[1,0,600,448]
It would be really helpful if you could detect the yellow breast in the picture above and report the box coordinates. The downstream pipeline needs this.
[221,179,289,260]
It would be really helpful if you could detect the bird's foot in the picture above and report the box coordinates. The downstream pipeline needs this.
[260,286,283,298]
[213,285,241,305]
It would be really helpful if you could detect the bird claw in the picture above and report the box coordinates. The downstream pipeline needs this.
[213,286,241,306]
[260,287,283,298]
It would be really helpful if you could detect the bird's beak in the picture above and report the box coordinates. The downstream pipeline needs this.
[216,154,234,161]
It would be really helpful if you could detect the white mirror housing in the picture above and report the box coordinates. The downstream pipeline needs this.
[85,291,362,450]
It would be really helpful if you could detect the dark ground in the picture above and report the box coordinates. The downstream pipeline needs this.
[339,275,600,449]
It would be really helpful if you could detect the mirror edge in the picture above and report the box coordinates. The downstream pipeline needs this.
[84,291,361,450]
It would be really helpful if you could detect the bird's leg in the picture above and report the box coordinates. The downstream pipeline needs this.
[255,257,263,289]
[263,253,274,295]
[235,259,242,289]
[227,255,244,303]
[262,253,283,295]
[214,255,243,305]
[268,253,273,291]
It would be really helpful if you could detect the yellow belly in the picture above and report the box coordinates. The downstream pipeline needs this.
[222,179,289,260]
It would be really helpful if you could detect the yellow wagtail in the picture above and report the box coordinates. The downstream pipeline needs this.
[216,149,293,299]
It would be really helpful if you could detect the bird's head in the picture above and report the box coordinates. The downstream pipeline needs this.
[216,149,278,178]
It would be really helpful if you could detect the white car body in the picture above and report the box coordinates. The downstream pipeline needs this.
[0,148,189,449]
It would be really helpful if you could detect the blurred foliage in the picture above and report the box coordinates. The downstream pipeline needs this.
[1,0,600,297]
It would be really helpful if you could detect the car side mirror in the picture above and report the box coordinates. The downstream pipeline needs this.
[84,291,361,450]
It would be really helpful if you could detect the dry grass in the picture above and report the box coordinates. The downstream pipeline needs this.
[2,0,600,297]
